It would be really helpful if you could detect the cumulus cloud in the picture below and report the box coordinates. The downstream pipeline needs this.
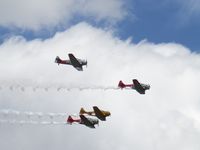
[0,22,200,150]
[0,0,127,30]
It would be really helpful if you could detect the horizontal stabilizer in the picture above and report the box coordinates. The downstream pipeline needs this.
[118,80,126,88]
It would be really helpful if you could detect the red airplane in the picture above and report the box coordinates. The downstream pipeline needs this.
[67,115,99,128]
[55,53,87,71]
[118,79,150,94]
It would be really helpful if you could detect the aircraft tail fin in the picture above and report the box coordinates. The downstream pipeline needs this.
[55,56,61,65]
[118,80,126,88]
[79,108,87,115]
[67,115,74,124]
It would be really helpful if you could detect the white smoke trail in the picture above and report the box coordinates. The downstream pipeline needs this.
[0,84,119,91]
[0,109,67,119]
[0,109,69,126]
[0,119,66,125]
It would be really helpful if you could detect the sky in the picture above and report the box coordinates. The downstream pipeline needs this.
[0,0,200,150]
[0,0,200,51]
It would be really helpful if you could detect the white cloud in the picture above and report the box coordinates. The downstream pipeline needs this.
[0,0,127,30]
[0,22,200,150]
[75,0,127,22]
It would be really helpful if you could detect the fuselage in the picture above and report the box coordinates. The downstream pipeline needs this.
[124,83,150,90]
[82,110,111,117]
[82,118,99,126]
[138,83,150,90]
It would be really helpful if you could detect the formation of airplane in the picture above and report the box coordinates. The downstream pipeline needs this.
[67,106,110,128]
[55,52,151,128]
[118,79,150,94]
[55,53,87,71]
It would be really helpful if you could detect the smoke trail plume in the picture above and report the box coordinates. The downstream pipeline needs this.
[0,119,66,125]
[0,84,119,92]
[0,109,69,126]
[0,109,67,118]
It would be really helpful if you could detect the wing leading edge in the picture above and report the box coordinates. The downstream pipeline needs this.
[68,53,83,71]
[80,115,95,128]
[133,79,145,94]
[93,106,106,121]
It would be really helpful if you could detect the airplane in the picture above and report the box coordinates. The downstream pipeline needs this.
[67,115,99,128]
[55,53,87,71]
[118,79,150,94]
[79,106,111,121]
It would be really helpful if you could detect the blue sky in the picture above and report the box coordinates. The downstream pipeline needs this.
[0,0,199,51]
[117,0,200,51]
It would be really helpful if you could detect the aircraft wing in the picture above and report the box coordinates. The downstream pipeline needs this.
[80,115,95,128]
[68,53,83,71]
[133,79,145,94]
[93,106,106,121]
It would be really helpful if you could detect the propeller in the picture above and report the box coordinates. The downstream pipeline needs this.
[97,119,99,126]
[55,56,60,65]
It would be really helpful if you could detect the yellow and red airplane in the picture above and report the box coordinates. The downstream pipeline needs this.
[79,106,111,121]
